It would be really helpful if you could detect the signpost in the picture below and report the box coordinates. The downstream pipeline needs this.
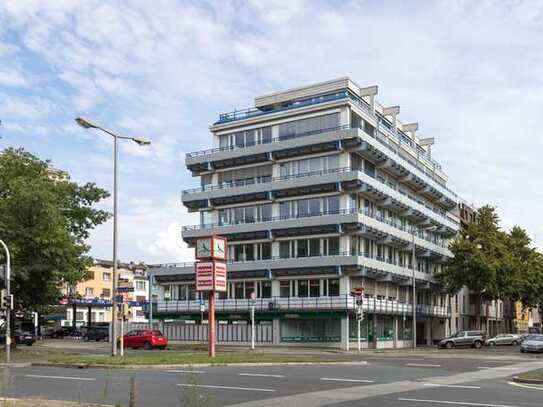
[195,236,227,358]
[354,287,364,352]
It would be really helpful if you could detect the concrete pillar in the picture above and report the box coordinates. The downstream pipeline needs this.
[426,318,432,346]
[393,316,399,349]
[271,280,280,297]
[341,315,350,350]
[339,275,351,295]
[272,318,281,345]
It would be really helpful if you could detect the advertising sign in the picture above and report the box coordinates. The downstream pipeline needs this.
[213,261,227,292]
[196,262,214,291]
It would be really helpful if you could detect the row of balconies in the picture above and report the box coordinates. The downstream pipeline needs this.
[186,124,456,206]
[181,207,453,258]
[154,295,450,318]
[182,167,458,233]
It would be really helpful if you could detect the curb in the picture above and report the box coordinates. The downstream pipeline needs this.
[32,360,368,370]
[512,376,543,385]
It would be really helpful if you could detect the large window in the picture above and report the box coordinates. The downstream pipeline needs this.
[177,284,196,301]
[279,155,340,177]
[280,281,291,298]
[228,242,271,262]
[278,113,340,140]
[218,165,272,187]
[219,203,272,225]
[279,237,340,259]
[219,126,272,149]
[279,196,340,219]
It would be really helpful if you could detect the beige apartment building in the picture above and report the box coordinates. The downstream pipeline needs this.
[63,259,148,327]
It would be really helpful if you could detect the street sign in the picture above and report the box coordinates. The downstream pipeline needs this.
[213,261,227,292]
[196,262,215,291]
[354,287,364,297]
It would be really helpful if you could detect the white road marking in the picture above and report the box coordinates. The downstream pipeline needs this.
[320,377,374,383]
[405,363,441,368]
[178,384,276,392]
[477,366,518,370]
[166,370,205,374]
[239,373,285,378]
[24,374,95,382]
[423,383,481,389]
[508,381,543,391]
[398,397,518,407]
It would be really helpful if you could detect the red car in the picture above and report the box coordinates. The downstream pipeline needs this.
[121,329,168,350]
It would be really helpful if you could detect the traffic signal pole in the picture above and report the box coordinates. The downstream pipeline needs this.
[0,239,11,364]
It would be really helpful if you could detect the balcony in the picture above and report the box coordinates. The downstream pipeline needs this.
[154,295,450,318]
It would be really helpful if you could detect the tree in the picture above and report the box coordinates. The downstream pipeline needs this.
[0,148,110,311]
[435,206,508,328]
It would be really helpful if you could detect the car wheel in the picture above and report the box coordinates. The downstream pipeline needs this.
[144,341,152,350]
[512,340,519,346]
[445,341,454,349]
[488,341,496,346]
[473,341,483,349]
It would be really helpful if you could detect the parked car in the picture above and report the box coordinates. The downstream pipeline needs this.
[121,329,168,350]
[83,326,109,342]
[51,326,82,338]
[520,334,543,353]
[485,333,521,346]
[438,330,486,349]
[14,329,36,346]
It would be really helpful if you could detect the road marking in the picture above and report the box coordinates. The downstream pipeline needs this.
[405,363,441,368]
[239,373,285,378]
[178,384,276,392]
[508,381,543,391]
[320,377,374,383]
[166,370,205,374]
[398,397,518,407]
[423,383,481,389]
[477,366,518,370]
[24,374,95,382]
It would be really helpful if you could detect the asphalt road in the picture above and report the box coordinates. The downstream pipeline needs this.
[2,348,543,406]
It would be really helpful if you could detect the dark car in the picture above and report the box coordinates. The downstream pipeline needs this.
[14,330,36,346]
[84,326,109,342]
[51,326,82,338]
[438,330,486,349]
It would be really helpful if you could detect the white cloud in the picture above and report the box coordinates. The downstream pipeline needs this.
[0,67,28,87]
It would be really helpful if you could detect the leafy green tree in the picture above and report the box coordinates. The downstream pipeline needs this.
[0,148,110,311]
[435,206,508,328]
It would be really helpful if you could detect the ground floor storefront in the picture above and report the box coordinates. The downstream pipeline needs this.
[144,311,448,349]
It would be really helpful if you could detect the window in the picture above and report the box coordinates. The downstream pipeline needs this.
[280,281,291,298]
[328,237,340,255]
[102,272,111,281]
[309,239,320,256]
[278,113,340,139]
[218,203,273,225]
[297,240,308,257]
[298,280,309,297]
[261,243,271,260]
[261,281,271,298]
[279,241,292,259]
[76,312,84,321]
[245,282,255,299]
[328,279,340,296]
[279,155,340,178]
[85,287,94,296]
[310,280,320,297]
[136,281,146,291]
[101,288,111,298]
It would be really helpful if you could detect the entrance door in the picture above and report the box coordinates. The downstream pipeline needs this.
[416,322,426,345]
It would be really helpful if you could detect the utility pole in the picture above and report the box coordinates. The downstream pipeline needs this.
[412,231,417,350]
[0,239,12,364]
[250,292,256,351]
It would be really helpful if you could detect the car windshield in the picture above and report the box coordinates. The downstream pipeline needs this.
[152,330,163,336]
[526,334,543,341]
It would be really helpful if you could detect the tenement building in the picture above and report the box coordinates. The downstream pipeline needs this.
[149,78,461,349]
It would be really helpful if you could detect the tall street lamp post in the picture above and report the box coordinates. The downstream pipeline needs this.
[411,224,438,350]
[75,117,150,356]
[0,239,11,364]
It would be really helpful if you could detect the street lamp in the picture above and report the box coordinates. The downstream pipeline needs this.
[411,224,438,350]
[0,239,11,364]
[75,117,151,356]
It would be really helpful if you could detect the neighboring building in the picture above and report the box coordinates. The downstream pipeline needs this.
[149,77,461,349]
[63,259,148,327]
[46,165,69,182]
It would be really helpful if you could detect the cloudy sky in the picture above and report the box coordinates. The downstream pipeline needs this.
[1,0,542,264]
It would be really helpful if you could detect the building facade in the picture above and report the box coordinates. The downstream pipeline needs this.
[150,78,461,348]
[63,259,148,327]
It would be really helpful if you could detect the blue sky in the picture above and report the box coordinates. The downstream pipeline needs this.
[1,0,542,264]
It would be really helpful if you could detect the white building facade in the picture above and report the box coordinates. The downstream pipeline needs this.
[150,78,460,348]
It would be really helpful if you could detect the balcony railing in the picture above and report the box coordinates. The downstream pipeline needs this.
[154,295,450,317]
[186,125,351,158]
[216,91,349,124]
[181,205,450,249]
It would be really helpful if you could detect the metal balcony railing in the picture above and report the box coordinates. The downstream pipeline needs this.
[154,295,450,317]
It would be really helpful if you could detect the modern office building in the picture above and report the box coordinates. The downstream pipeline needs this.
[149,77,461,348]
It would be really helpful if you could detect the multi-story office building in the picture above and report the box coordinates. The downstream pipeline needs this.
[150,78,460,349]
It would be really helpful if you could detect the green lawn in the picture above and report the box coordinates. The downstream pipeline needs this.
[517,368,543,381]
[47,351,352,366]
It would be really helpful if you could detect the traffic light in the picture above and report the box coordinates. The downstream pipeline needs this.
[1,289,13,309]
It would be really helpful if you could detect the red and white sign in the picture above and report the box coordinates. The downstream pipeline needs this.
[196,262,215,291]
[354,287,364,297]
[196,261,227,292]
